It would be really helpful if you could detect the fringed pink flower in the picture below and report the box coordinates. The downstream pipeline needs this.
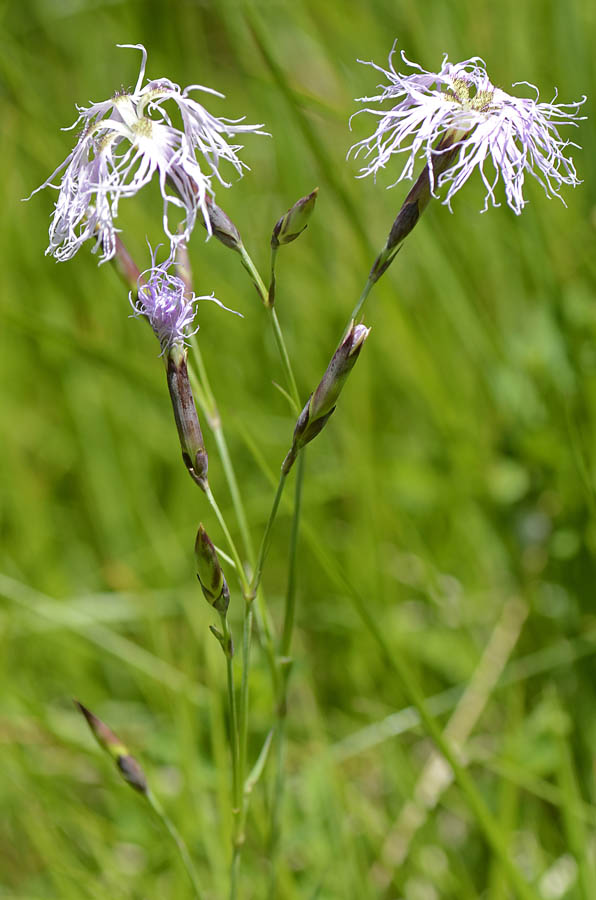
[349,45,586,214]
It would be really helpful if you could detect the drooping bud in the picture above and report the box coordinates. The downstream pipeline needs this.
[166,344,209,489]
[195,524,230,615]
[282,321,370,474]
[74,700,148,795]
[271,189,318,249]
[205,196,243,252]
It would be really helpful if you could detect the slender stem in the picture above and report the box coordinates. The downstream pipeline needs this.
[188,335,217,420]
[269,307,300,411]
[238,243,301,411]
[228,598,254,898]
[267,450,306,895]
[203,483,250,597]
[230,848,240,900]
[268,245,278,306]
[344,139,465,336]
[237,602,254,829]
[349,276,375,325]
[219,612,242,900]
[249,471,288,599]
[220,614,240,812]
[221,234,304,899]
[280,451,305,659]
[188,337,277,671]
[146,790,204,900]
[189,336,254,561]
[238,242,268,303]
[212,426,254,563]
[226,466,291,894]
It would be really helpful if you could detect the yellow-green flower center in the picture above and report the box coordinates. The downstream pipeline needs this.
[132,116,154,139]
[446,77,495,113]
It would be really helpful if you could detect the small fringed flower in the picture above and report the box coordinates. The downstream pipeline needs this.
[349,45,586,214]
[130,248,239,488]
[130,250,206,355]
[29,44,266,262]
[129,246,238,354]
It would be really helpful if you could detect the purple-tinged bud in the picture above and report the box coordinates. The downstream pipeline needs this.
[204,196,243,252]
[309,321,370,422]
[282,321,370,473]
[167,344,209,489]
[195,524,230,615]
[116,754,148,794]
[75,700,148,795]
[271,188,318,249]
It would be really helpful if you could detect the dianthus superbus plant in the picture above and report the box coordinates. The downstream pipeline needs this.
[28,39,585,900]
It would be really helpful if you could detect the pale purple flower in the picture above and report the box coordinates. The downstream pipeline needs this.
[28,44,266,263]
[349,45,586,214]
[130,247,239,354]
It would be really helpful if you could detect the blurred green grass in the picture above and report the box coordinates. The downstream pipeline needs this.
[2,0,596,896]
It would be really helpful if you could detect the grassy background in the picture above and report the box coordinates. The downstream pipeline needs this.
[3,0,596,896]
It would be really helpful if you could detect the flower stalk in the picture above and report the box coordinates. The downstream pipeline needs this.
[74,701,204,898]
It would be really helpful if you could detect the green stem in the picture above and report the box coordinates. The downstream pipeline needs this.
[188,337,277,676]
[230,847,240,900]
[349,276,375,325]
[249,471,288,599]
[220,614,240,812]
[269,306,300,411]
[227,467,290,892]
[280,452,305,659]
[237,602,254,832]
[267,450,306,896]
[219,612,242,900]
[146,790,204,900]
[189,336,254,563]
[238,242,268,303]
[223,232,304,899]
[203,482,250,597]
[238,243,301,411]
[212,426,254,564]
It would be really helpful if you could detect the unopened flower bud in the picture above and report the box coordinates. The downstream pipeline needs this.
[308,321,370,423]
[166,345,209,488]
[282,322,370,473]
[195,524,230,615]
[271,188,318,249]
[116,754,149,794]
[75,700,148,795]
[205,196,244,252]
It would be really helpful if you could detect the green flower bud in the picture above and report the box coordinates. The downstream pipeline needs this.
[271,188,318,248]
[195,524,230,615]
